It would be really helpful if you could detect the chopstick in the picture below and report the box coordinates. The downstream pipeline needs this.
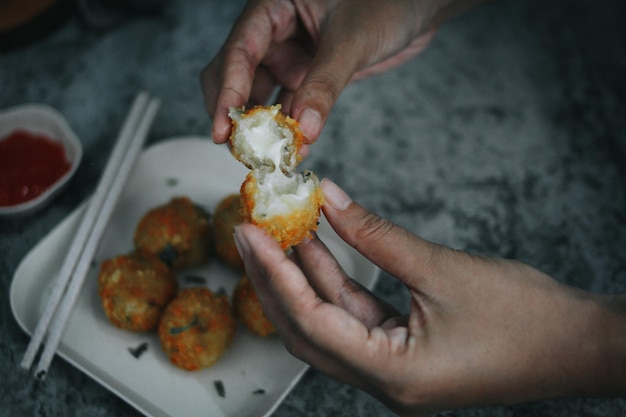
[20,92,160,379]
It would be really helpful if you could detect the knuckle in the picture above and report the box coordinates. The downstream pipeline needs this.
[223,46,257,78]
[333,277,364,306]
[280,322,313,361]
[353,211,395,246]
[302,70,341,103]
[281,336,301,358]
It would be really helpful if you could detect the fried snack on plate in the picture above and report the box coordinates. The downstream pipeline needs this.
[212,193,245,270]
[228,105,324,249]
[98,252,177,332]
[233,274,276,337]
[134,196,212,269]
[158,287,236,371]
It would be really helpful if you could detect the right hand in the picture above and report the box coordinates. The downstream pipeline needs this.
[201,0,444,145]
[234,178,626,416]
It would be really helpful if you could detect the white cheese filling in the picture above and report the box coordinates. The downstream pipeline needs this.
[246,123,289,171]
[254,170,317,217]
[230,105,318,219]
[229,106,295,171]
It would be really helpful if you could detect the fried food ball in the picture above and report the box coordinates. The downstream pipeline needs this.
[134,196,212,269]
[240,169,324,249]
[212,193,245,270]
[98,252,177,332]
[229,105,324,249]
[158,287,236,371]
[233,274,275,337]
[228,104,302,174]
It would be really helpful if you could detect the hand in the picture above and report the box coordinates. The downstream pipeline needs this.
[233,179,626,416]
[201,0,446,145]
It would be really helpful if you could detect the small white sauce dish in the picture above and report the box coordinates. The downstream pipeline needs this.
[0,104,83,217]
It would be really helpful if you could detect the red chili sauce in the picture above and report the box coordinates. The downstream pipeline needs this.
[0,130,71,207]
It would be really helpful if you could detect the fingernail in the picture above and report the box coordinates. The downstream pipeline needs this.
[321,178,352,211]
[298,108,321,141]
[233,226,251,258]
[212,122,229,143]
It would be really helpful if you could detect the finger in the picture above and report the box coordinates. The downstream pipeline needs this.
[320,178,445,292]
[201,0,299,142]
[288,0,429,142]
[292,234,400,328]
[200,56,232,143]
[288,22,362,142]
[233,223,416,395]
[233,224,365,335]
[273,88,311,158]
[298,143,310,159]
[200,43,256,143]
[233,224,373,366]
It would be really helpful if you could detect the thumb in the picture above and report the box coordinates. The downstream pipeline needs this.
[290,29,361,142]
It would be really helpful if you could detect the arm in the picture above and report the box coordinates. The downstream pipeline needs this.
[233,178,626,416]
[201,0,485,145]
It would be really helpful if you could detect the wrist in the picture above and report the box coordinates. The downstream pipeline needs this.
[563,291,626,398]
[519,286,626,401]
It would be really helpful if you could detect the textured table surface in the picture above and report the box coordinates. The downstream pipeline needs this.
[1,0,624,416]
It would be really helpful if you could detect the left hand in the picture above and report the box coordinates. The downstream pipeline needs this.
[201,0,440,146]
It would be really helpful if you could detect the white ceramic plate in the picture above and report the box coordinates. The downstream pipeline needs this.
[0,104,82,216]
[10,138,380,417]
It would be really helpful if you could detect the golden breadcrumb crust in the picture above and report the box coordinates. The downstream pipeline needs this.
[229,105,324,249]
[229,104,304,171]
[134,196,212,269]
[240,171,324,250]
[158,287,236,371]
[212,193,245,270]
[98,252,177,332]
[233,274,276,337]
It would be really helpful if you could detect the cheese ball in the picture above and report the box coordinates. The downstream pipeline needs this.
[233,274,276,337]
[98,252,177,332]
[229,105,324,249]
[158,287,236,371]
[240,169,324,250]
[134,196,212,269]
[212,193,245,270]
[228,104,302,174]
